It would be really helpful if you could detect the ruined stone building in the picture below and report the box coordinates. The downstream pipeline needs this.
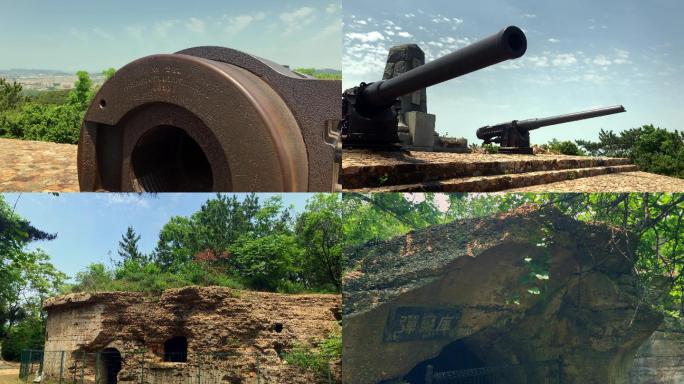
[42,286,341,383]
[342,206,673,384]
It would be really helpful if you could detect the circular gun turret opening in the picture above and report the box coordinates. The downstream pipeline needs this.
[131,126,213,192]
[501,26,527,58]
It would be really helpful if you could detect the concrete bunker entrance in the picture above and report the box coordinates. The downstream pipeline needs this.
[164,336,188,362]
[402,339,486,384]
[131,125,213,192]
[100,348,122,384]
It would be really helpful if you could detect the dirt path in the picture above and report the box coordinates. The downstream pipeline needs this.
[0,138,78,192]
[0,361,19,384]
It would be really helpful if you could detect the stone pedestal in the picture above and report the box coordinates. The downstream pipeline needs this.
[406,111,435,148]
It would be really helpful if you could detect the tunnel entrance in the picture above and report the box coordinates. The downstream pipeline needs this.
[164,336,188,362]
[100,348,122,384]
[131,125,213,192]
[402,340,487,384]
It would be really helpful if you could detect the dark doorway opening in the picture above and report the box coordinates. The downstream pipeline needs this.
[100,348,122,384]
[164,336,188,362]
[402,340,487,384]
[131,126,213,192]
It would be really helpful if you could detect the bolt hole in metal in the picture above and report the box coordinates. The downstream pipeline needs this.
[131,126,213,192]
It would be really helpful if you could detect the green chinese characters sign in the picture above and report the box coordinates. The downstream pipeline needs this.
[384,306,461,342]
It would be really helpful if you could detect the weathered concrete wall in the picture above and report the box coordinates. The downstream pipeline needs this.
[343,206,662,384]
[43,286,341,384]
[630,324,684,383]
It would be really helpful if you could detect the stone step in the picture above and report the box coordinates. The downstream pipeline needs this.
[342,150,632,189]
[346,164,639,192]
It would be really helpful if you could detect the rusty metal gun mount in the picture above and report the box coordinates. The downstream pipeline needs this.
[78,47,341,192]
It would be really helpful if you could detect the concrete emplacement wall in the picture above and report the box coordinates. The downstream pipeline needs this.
[342,208,664,384]
[42,286,341,384]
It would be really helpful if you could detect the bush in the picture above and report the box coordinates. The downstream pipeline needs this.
[576,125,684,178]
[282,329,341,378]
[1,317,45,361]
[542,139,585,156]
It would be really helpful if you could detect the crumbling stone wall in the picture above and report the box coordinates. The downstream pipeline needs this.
[343,206,662,384]
[43,286,341,384]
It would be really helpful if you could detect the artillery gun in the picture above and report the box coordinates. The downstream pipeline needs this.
[342,26,528,149]
[78,47,341,192]
[476,105,626,154]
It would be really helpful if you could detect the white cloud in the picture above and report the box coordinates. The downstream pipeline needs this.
[397,31,413,38]
[69,27,89,42]
[154,20,178,38]
[186,17,205,34]
[98,194,151,208]
[346,31,385,43]
[593,55,611,66]
[280,7,316,33]
[92,27,112,40]
[613,49,630,64]
[553,53,577,66]
[548,38,560,43]
[224,12,267,34]
[385,30,395,36]
[528,55,549,67]
[405,13,416,18]
[126,25,145,40]
[355,20,367,25]
[522,13,537,18]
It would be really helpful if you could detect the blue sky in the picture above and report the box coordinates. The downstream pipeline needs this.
[0,0,341,72]
[342,0,683,144]
[2,193,314,280]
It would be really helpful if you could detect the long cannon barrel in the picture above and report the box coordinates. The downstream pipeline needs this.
[360,26,527,109]
[516,105,627,131]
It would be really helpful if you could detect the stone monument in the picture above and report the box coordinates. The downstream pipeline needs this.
[383,44,435,150]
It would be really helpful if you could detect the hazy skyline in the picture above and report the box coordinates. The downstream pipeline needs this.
[4,193,313,280]
[343,0,683,143]
[0,0,341,72]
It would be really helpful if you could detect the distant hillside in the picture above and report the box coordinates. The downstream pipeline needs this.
[0,69,72,77]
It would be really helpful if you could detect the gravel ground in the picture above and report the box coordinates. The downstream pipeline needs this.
[507,171,684,192]
[0,138,78,192]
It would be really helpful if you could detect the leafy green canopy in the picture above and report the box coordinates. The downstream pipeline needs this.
[70,193,342,295]
[576,125,684,178]
[0,196,65,360]
[342,193,684,320]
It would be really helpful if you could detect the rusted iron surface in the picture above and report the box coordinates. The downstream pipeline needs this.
[78,47,341,192]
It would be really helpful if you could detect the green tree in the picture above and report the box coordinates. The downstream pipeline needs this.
[102,68,116,80]
[576,125,684,178]
[542,139,585,155]
[296,194,342,290]
[0,196,64,359]
[118,226,146,265]
[0,78,24,112]
[67,71,93,110]
[231,233,301,291]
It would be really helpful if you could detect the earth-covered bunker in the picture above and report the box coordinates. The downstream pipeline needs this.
[342,206,663,384]
[42,286,341,383]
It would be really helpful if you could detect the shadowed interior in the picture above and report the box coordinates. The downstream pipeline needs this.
[100,348,122,384]
[131,126,213,192]
[401,340,487,384]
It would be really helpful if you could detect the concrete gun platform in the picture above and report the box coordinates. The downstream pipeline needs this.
[342,149,684,192]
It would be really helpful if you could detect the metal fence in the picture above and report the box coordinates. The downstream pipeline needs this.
[19,349,337,384]
[427,357,563,384]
